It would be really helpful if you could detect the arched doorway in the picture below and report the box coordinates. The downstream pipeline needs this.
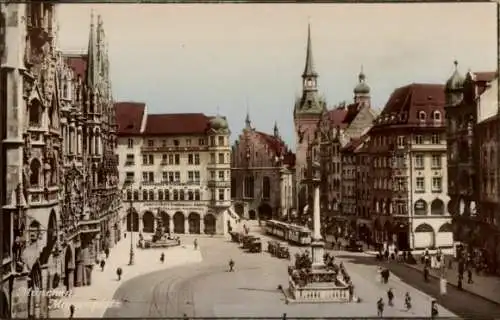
[126,208,139,232]
[159,212,170,234]
[248,210,256,220]
[188,212,201,234]
[437,222,453,248]
[173,212,185,234]
[0,289,9,320]
[258,203,273,221]
[64,246,75,291]
[394,222,410,250]
[142,211,155,233]
[204,214,216,235]
[414,223,435,249]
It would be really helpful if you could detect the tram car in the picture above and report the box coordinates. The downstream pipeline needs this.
[265,220,312,246]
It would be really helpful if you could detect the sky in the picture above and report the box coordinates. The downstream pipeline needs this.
[57,3,497,148]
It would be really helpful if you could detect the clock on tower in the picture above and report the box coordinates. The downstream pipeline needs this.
[305,78,315,88]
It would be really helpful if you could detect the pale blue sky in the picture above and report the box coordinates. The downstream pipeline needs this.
[57,3,497,147]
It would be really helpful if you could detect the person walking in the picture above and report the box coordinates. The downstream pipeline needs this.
[100,259,105,271]
[160,252,165,263]
[105,247,110,259]
[377,297,385,317]
[69,304,75,319]
[467,268,473,284]
[387,288,394,307]
[423,265,429,282]
[404,292,412,311]
[229,258,235,272]
[194,238,198,250]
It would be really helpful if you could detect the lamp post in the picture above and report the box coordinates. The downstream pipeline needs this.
[123,183,139,266]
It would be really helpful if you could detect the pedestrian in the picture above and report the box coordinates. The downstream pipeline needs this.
[69,304,75,319]
[404,292,412,311]
[457,274,463,290]
[194,238,198,250]
[116,267,122,281]
[282,313,287,320]
[377,266,383,283]
[229,258,235,272]
[105,247,110,259]
[124,232,127,239]
[377,297,384,317]
[100,259,105,271]
[348,282,354,302]
[467,268,473,284]
[423,265,429,282]
[431,300,439,319]
[160,252,165,263]
[183,313,189,320]
[387,288,394,307]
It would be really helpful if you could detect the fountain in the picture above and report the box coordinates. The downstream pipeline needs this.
[285,157,351,303]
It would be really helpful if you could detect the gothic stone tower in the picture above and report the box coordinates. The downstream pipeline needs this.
[294,24,326,213]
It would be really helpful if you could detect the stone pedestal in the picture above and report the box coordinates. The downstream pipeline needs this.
[311,240,325,269]
[288,279,350,303]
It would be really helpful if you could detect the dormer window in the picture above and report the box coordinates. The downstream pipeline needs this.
[418,111,426,121]
[432,110,441,121]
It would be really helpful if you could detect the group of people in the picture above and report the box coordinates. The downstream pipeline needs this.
[376,289,438,318]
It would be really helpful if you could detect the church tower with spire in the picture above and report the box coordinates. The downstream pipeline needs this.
[293,23,326,212]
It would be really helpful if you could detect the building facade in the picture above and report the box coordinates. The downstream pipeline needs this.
[0,5,119,318]
[368,83,452,251]
[313,71,377,235]
[115,103,234,236]
[231,116,296,221]
[445,62,499,273]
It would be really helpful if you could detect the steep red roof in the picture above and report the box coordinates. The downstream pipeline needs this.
[327,108,348,128]
[341,137,362,152]
[342,103,362,124]
[256,131,287,155]
[144,113,210,136]
[115,102,145,136]
[64,54,88,79]
[375,83,445,127]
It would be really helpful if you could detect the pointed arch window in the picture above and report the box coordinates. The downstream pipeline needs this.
[149,190,154,201]
[158,190,164,201]
[179,190,185,201]
[29,159,41,187]
[244,176,254,198]
[173,190,179,201]
[188,191,194,201]
[194,190,201,201]
[28,99,42,127]
[164,190,170,201]
[126,190,132,200]
[142,190,148,201]
[133,190,139,201]
[262,176,271,199]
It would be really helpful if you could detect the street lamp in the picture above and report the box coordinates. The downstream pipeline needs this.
[123,183,139,266]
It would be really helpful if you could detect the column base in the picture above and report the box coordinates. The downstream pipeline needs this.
[311,240,325,269]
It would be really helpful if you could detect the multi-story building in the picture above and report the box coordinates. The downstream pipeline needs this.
[58,13,120,293]
[340,133,371,240]
[368,83,452,251]
[313,71,377,235]
[353,134,373,242]
[0,5,119,317]
[445,61,499,272]
[231,115,296,221]
[115,102,234,235]
[1,3,61,318]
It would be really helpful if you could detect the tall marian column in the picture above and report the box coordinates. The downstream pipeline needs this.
[311,165,325,269]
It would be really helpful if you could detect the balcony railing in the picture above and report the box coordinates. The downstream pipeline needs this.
[141,146,209,152]
[207,180,231,188]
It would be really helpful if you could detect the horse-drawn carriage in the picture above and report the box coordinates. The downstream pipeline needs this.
[268,240,290,259]
[242,235,259,249]
[230,231,244,243]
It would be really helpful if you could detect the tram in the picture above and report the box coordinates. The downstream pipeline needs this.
[265,220,312,246]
